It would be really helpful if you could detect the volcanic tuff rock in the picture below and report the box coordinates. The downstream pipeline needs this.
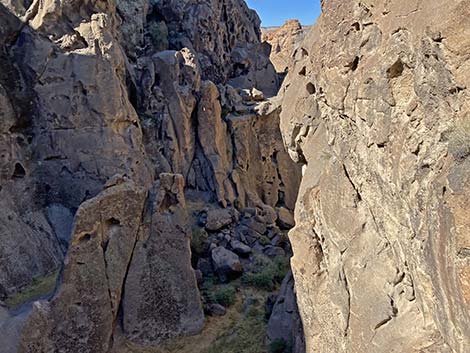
[0,0,301,350]
[19,180,147,353]
[267,271,305,353]
[0,0,298,296]
[122,174,204,345]
[262,20,306,73]
[19,175,204,353]
[280,0,470,352]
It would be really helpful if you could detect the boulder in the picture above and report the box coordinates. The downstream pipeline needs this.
[205,208,234,231]
[122,174,205,344]
[230,240,252,257]
[197,258,213,277]
[211,246,243,282]
[277,207,295,229]
[263,246,286,258]
[18,181,147,353]
[205,303,227,316]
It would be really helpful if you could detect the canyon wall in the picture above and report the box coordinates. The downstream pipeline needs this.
[0,0,301,351]
[280,0,470,352]
[262,20,306,73]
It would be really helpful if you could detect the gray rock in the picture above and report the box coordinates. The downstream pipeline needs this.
[206,303,227,316]
[46,203,74,249]
[211,246,243,282]
[197,258,213,277]
[230,240,252,257]
[19,181,147,353]
[267,271,305,353]
[263,246,286,258]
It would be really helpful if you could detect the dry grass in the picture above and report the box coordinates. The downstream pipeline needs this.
[113,289,270,353]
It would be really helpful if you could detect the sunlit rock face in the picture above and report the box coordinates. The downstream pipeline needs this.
[279,0,470,352]
[262,19,306,73]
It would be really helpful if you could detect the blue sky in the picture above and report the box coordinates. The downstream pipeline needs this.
[246,0,322,27]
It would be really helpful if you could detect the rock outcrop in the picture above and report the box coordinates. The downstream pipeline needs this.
[0,3,64,301]
[280,0,470,352]
[262,20,306,73]
[0,0,301,351]
[19,180,147,353]
[19,175,204,352]
[267,271,305,353]
[122,174,204,345]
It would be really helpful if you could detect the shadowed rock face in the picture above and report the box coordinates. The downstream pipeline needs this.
[122,174,204,344]
[279,0,470,352]
[18,176,205,353]
[0,3,64,300]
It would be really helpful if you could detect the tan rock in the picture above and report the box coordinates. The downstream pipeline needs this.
[262,20,306,73]
[279,0,470,352]
[122,174,204,344]
[18,181,147,353]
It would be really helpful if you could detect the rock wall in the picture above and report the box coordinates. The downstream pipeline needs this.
[279,0,470,352]
[262,20,306,73]
[0,0,301,351]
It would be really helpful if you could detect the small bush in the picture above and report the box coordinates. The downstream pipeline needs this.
[243,256,290,291]
[191,226,209,256]
[243,271,274,291]
[258,235,271,246]
[203,280,237,307]
[5,271,58,309]
[214,285,237,307]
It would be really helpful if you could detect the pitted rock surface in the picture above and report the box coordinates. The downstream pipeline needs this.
[279,0,470,352]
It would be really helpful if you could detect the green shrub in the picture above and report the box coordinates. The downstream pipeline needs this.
[203,292,267,353]
[243,271,274,291]
[243,256,290,291]
[214,285,237,307]
[5,271,59,309]
[202,279,237,307]
[191,226,209,256]
[258,235,271,246]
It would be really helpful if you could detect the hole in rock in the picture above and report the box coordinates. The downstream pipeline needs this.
[387,59,404,78]
[78,233,93,243]
[299,66,307,76]
[306,82,316,95]
[12,163,26,179]
[349,56,360,71]
[106,217,121,226]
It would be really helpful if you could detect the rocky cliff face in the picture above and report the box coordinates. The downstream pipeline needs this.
[280,0,470,352]
[0,0,301,351]
[262,20,306,73]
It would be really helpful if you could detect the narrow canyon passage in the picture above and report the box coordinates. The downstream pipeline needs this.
[0,0,469,353]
